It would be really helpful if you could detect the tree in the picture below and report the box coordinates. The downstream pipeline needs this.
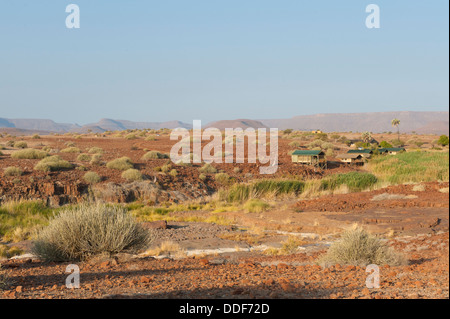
[391,119,401,142]
[361,131,372,144]
[437,135,449,147]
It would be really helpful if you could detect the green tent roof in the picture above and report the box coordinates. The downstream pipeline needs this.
[292,150,324,156]
[378,147,406,152]
[347,149,373,154]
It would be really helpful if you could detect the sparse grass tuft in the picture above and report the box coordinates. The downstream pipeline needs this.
[0,264,11,290]
[244,199,270,213]
[199,163,217,174]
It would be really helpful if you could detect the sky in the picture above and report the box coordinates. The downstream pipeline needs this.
[0,0,448,125]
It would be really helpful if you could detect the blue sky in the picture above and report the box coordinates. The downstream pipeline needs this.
[0,0,448,125]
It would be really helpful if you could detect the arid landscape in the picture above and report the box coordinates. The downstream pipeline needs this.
[0,125,448,299]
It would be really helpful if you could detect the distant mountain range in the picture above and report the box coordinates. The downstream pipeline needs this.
[0,118,192,134]
[0,111,448,135]
[259,111,449,134]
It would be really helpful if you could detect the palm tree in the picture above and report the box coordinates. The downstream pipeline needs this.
[391,119,400,141]
[361,131,372,145]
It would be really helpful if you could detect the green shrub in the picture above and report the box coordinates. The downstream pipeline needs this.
[437,135,449,147]
[77,154,91,162]
[317,226,407,266]
[106,157,134,170]
[11,149,48,159]
[199,163,217,174]
[14,141,28,149]
[199,173,206,181]
[61,147,81,153]
[4,167,23,177]
[142,151,169,160]
[32,134,41,139]
[320,172,378,192]
[32,202,153,261]
[121,169,143,181]
[34,156,73,172]
[83,172,101,184]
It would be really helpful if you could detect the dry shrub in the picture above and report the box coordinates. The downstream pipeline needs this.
[77,154,91,162]
[84,171,101,184]
[88,147,103,154]
[4,166,23,177]
[317,225,407,267]
[32,202,153,262]
[121,169,143,181]
[14,141,28,149]
[142,151,169,160]
[61,147,81,153]
[34,156,73,172]
[106,157,134,170]
[11,149,48,159]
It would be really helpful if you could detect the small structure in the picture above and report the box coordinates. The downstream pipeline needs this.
[311,130,323,134]
[347,149,373,159]
[378,147,406,155]
[337,153,364,165]
[291,150,327,168]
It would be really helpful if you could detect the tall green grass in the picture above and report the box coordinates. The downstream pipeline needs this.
[222,179,305,202]
[0,200,53,242]
[320,172,378,192]
[368,151,449,184]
